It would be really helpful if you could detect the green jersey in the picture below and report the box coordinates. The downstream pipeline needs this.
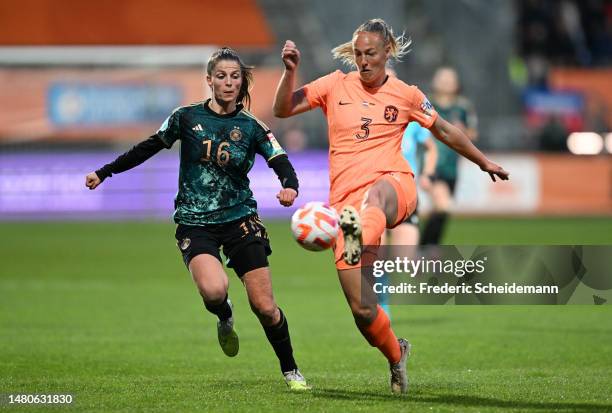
[433,96,478,180]
[157,99,286,225]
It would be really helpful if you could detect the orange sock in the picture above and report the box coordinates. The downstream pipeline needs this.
[361,206,387,246]
[359,305,401,363]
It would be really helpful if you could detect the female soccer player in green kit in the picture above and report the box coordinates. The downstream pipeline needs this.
[85,47,309,391]
[421,67,479,245]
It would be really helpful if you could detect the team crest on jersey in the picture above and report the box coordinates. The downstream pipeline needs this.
[267,132,283,151]
[420,98,434,117]
[229,127,242,142]
[384,105,399,122]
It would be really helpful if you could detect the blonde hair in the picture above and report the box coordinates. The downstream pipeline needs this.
[331,18,411,67]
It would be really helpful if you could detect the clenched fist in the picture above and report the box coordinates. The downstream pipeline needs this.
[281,40,301,72]
[85,172,102,190]
[276,188,298,207]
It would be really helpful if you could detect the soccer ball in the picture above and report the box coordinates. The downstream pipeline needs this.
[291,202,339,251]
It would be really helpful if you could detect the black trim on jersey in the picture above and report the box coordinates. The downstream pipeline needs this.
[268,154,299,193]
[95,135,165,181]
[203,98,244,118]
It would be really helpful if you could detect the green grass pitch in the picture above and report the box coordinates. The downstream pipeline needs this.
[1,217,611,412]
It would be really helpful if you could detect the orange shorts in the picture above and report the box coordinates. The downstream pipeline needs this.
[331,172,417,270]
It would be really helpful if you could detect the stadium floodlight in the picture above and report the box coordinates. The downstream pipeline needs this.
[566,132,604,155]
[605,133,612,154]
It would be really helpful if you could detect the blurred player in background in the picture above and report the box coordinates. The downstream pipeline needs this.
[379,122,437,316]
[85,47,310,391]
[379,69,438,317]
[386,122,438,245]
[382,68,438,246]
[273,18,508,394]
[421,67,479,245]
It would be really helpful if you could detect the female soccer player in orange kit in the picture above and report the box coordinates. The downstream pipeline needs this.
[273,19,509,394]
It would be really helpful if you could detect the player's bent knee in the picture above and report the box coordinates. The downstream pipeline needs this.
[198,286,227,303]
[349,302,377,325]
[192,273,226,295]
[250,300,278,324]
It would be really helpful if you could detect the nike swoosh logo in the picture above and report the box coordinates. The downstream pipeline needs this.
[339,101,352,105]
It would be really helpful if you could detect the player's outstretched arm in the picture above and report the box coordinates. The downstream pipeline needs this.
[273,40,311,118]
[419,137,438,190]
[84,135,166,190]
[429,117,509,182]
[268,154,299,207]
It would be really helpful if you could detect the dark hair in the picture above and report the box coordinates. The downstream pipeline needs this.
[206,47,254,109]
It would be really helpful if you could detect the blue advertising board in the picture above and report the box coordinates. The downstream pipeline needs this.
[48,83,182,127]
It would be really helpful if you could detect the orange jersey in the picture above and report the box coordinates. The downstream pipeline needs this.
[303,70,438,204]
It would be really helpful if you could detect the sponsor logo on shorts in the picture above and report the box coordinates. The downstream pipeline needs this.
[179,238,191,251]
[360,189,370,211]
[384,105,399,122]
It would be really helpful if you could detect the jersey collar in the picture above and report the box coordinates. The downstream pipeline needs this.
[203,98,244,118]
